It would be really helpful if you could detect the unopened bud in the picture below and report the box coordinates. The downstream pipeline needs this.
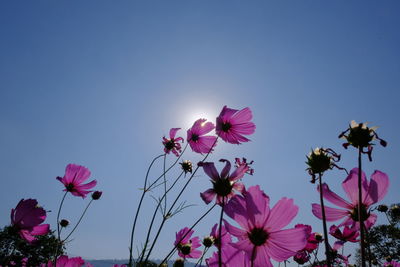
[60,219,69,227]
[180,160,193,174]
[202,236,214,248]
[391,205,400,217]
[315,233,323,242]
[91,191,102,200]
[377,204,388,213]
[173,258,185,267]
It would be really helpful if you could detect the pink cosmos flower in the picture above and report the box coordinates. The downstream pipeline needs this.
[174,227,202,259]
[224,186,308,267]
[43,255,85,267]
[293,250,310,265]
[187,118,217,154]
[11,199,50,243]
[210,223,232,248]
[329,225,359,243]
[312,168,389,229]
[207,243,249,267]
[295,224,321,253]
[216,106,256,144]
[384,261,400,267]
[162,128,184,156]
[57,164,97,198]
[199,159,248,205]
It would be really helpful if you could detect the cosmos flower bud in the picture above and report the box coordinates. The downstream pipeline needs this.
[315,233,323,242]
[339,120,387,161]
[306,147,342,183]
[180,160,193,174]
[91,191,102,200]
[377,204,389,213]
[386,256,392,262]
[173,258,185,267]
[390,205,400,217]
[202,236,214,248]
[60,219,69,228]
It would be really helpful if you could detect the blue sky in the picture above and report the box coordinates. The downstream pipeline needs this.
[1,1,399,265]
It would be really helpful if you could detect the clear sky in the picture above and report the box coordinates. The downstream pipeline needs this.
[0,1,399,265]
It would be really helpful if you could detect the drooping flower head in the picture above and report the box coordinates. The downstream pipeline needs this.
[312,168,389,230]
[57,164,97,198]
[199,159,248,205]
[11,199,50,243]
[187,118,217,154]
[216,106,256,144]
[339,120,387,161]
[306,147,343,183]
[162,128,184,156]
[174,227,202,259]
[224,186,308,267]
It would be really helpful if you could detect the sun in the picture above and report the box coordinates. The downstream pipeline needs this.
[184,107,218,129]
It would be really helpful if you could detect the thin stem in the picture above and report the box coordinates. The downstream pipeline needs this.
[218,197,225,267]
[62,199,94,242]
[163,154,167,217]
[158,203,218,266]
[146,138,218,263]
[251,246,256,267]
[318,173,332,267]
[128,154,164,267]
[138,171,184,262]
[194,246,209,267]
[54,191,68,263]
[365,224,372,267]
[358,147,366,267]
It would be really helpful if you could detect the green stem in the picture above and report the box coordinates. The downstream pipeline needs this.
[128,153,164,267]
[145,138,217,263]
[218,197,225,267]
[54,191,68,264]
[158,203,217,266]
[62,199,94,242]
[318,173,332,267]
[358,147,366,267]
[138,171,184,262]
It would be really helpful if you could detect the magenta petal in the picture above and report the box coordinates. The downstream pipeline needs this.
[267,228,308,261]
[169,128,181,139]
[245,186,270,228]
[200,189,216,204]
[223,219,247,238]
[19,230,36,243]
[342,168,368,205]
[253,246,274,267]
[225,194,253,230]
[229,164,248,181]
[31,224,50,236]
[365,170,389,205]
[231,238,254,253]
[312,204,348,221]
[319,183,352,209]
[65,164,91,184]
[231,107,253,124]
[266,197,298,231]
[201,162,219,181]
[219,159,231,179]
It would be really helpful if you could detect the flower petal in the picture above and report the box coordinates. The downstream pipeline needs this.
[219,159,231,179]
[342,168,368,205]
[200,162,220,181]
[312,204,349,221]
[266,227,308,262]
[319,183,352,209]
[364,170,389,205]
[265,197,298,231]
[200,188,216,204]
